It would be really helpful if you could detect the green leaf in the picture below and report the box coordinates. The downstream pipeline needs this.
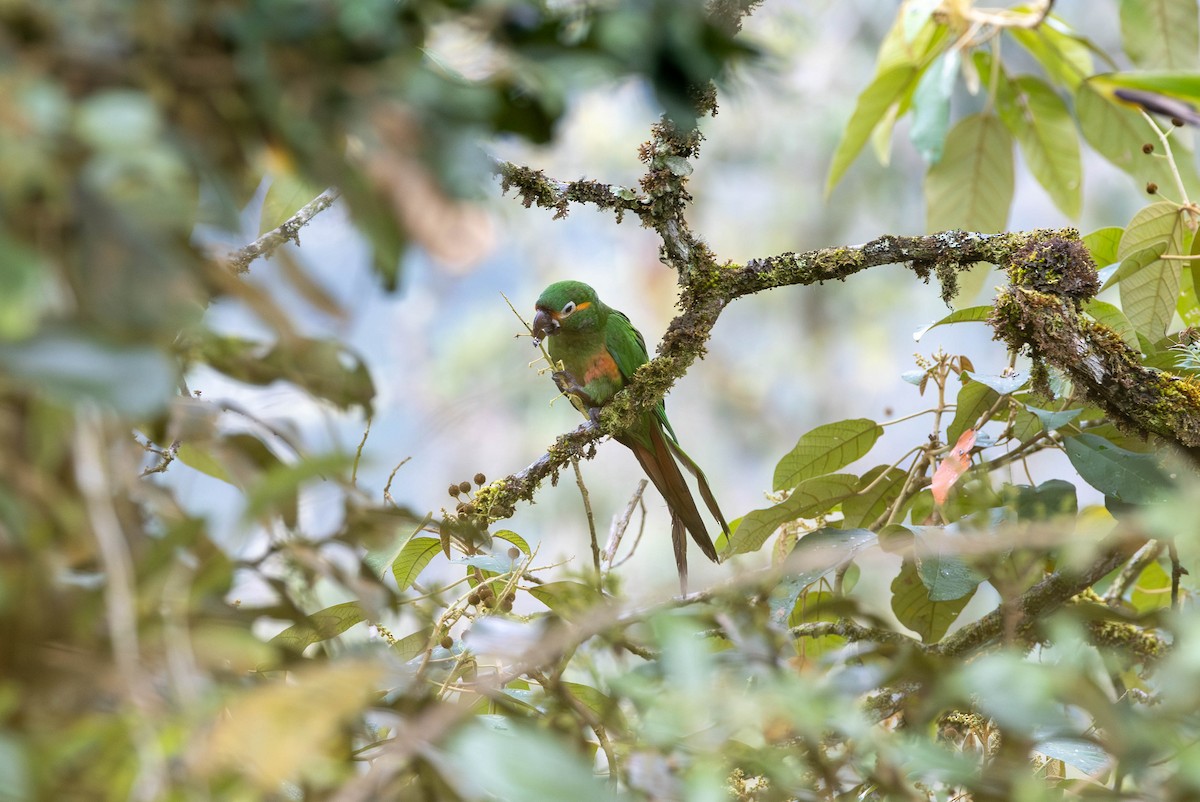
[1083,299,1140,349]
[1102,241,1169,292]
[197,334,376,414]
[392,627,433,661]
[925,114,1014,234]
[0,231,46,341]
[1025,405,1084,432]
[270,601,365,651]
[913,305,993,340]
[450,721,616,802]
[528,581,608,620]
[1120,0,1199,70]
[392,536,443,591]
[1130,559,1172,612]
[1090,71,1200,106]
[176,443,237,486]
[767,528,878,627]
[964,370,1027,395]
[1035,738,1113,776]
[1118,202,1185,262]
[1076,82,1187,191]
[1083,227,1124,268]
[773,419,883,491]
[561,682,627,731]
[914,530,985,601]
[730,475,861,556]
[1009,479,1078,522]
[891,557,975,642]
[361,511,433,577]
[1063,433,1173,503]
[1009,17,1094,90]
[789,589,845,664]
[826,66,921,194]
[947,379,1000,446]
[842,465,909,528]
[494,529,531,555]
[997,75,1082,218]
[1121,252,1181,342]
[910,49,959,163]
[0,332,176,418]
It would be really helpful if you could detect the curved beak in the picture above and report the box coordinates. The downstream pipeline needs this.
[531,308,559,346]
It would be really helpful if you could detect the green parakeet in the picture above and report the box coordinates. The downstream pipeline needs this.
[531,280,728,589]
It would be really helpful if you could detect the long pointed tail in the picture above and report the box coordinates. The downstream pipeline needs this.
[621,423,721,564]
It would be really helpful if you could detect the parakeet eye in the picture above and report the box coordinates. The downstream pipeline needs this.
[561,301,576,316]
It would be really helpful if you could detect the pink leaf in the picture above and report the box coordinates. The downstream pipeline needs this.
[932,428,976,505]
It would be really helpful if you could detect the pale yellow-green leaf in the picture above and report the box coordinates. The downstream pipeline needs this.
[926,114,1014,234]
[1121,252,1181,342]
[1083,227,1124,268]
[199,661,382,789]
[827,66,921,195]
[1009,16,1095,90]
[1117,202,1185,261]
[1120,0,1199,70]
[1003,76,1082,218]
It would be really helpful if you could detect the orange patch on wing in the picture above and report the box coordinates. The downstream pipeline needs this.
[582,350,619,384]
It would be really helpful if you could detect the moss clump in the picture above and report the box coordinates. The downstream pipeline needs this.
[1004,237,1098,304]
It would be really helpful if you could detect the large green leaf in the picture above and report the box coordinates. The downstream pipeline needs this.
[842,465,909,528]
[926,113,1014,233]
[730,475,861,555]
[914,529,985,601]
[767,527,878,627]
[449,721,617,802]
[947,379,1000,446]
[1063,433,1173,503]
[392,627,434,662]
[270,601,365,651]
[913,306,993,340]
[891,557,975,643]
[826,65,921,194]
[1009,15,1095,90]
[0,331,176,418]
[773,418,883,491]
[528,581,608,620]
[1117,202,1185,262]
[197,334,376,414]
[1083,227,1124,268]
[996,75,1082,218]
[1121,252,1181,342]
[1119,0,1199,70]
[392,536,443,590]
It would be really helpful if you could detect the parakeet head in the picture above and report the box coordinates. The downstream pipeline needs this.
[531,280,602,346]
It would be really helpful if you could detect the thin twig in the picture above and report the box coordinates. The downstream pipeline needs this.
[572,458,601,585]
[1103,540,1163,603]
[351,417,372,486]
[225,189,341,273]
[604,479,649,567]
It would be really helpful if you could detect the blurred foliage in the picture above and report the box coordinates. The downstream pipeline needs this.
[3,0,1200,801]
